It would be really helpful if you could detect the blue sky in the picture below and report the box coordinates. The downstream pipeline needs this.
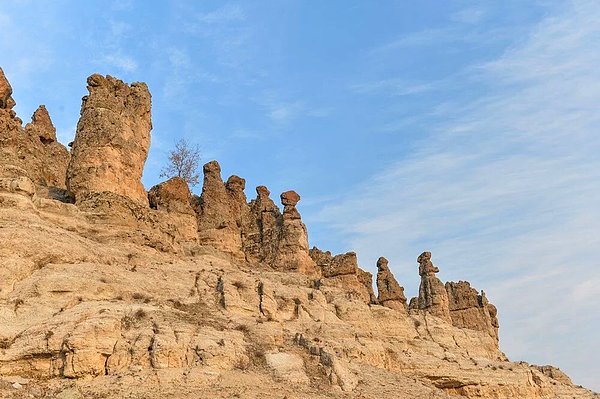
[1,0,599,391]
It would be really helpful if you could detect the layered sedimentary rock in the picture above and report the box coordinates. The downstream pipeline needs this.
[376,257,407,311]
[417,251,451,322]
[243,185,282,264]
[0,69,69,190]
[66,74,152,205]
[445,281,500,341]
[310,248,375,302]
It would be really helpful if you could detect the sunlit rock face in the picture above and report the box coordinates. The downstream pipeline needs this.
[67,74,152,205]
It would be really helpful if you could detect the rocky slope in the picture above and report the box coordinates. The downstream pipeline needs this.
[0,68,597,398]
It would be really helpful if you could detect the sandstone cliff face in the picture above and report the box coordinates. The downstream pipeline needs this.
[0,69,69,190]
[67,74,152,205]
[0,70,596,399]
[417,251,451,322]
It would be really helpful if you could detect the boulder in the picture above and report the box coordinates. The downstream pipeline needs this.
[148,177,194,214]
[66,74,152,205]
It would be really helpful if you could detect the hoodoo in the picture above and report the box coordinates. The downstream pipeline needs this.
[0,69,596,399]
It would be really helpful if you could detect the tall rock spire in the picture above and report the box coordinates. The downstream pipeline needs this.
[66,74,152,205]
[417,251,451,322]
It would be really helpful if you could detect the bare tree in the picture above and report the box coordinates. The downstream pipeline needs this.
[160,138,201,187]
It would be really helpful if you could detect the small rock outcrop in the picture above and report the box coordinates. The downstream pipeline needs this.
[0,69,69,190]
[310,248,375,302]
[445,281,500,341]
[417,251,451,321]
[66,74,152,205]
[0,68,16,111]
[376,257,407,311]
[148,177,194,215]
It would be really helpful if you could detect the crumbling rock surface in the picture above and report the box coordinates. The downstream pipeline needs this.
[445,280,499,341]
[310,248,375,303]
[0,67,16,111]
[148,177,194,215]
[417,251,451,322]
[195,161,246,261]
[67,74,152,205]
[376,257,407,311]
[0,69,70,191]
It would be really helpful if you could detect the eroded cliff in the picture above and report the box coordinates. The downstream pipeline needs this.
[0,69,596,399]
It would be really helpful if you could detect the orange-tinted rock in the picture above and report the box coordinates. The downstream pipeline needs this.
[148,177,194,214]
[67,74,152,205]
[0,67,15,110]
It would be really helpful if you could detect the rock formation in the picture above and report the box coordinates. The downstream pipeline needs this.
[310,248,376,302]
[0,69,70,191]
[376,256,407,311]
[445,280,500,341]
[195,161,246,261]
[274,191,318,275]
[0,67,16,112]
[0,69,596,399]
[148,177,194,215]
[417,251,451,322]
[66,74,152,205]
[243,185,282,264]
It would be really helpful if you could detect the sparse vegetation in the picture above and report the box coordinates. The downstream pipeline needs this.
[160,138,201,187]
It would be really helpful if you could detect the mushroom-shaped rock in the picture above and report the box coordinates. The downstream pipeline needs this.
[66,74,152,205]
[275,191,318,276]
[376,257,407,311]
[417,251,451,322]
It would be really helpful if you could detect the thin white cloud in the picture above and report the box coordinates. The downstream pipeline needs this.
[317,0,600,391]
[102,54,138,72]
[197,3,245,24]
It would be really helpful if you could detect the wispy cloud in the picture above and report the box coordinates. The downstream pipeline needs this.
[196,3,245,24]
[317,0,600,390]
[102,53,138,72]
